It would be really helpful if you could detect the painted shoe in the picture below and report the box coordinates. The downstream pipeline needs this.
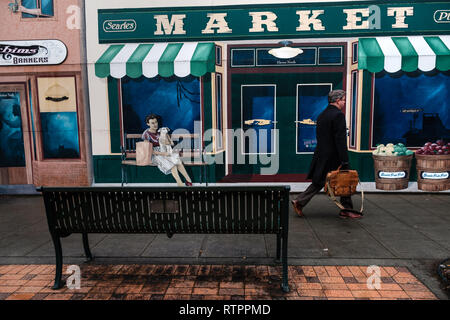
[185,181,193,186]
[291,200,304,217]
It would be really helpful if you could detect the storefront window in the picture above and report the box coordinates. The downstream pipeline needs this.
[373,71,450,148]
[350,71,358,148]
[241,85,275,154]
[0,92,25,167]
[318,47,342,65]
[21,0,54,18]
[352,42,358,64]
[297,84,332,153]
[121,76,201,134]
[37,77,80,159]
[231,49,255,67]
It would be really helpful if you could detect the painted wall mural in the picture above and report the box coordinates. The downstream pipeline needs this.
[37,77,80,159]
[0,92,25,167]
[373,71,450,147]
[121,75,201,134]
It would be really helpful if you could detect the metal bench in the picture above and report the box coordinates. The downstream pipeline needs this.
[121,133,208,186]
[38,186,290,292]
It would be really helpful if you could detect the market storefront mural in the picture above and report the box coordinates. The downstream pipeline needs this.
[86,0,450,186]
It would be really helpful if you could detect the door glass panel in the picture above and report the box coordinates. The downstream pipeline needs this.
[297,84,332,153]
[0,92,25,167]
[241,85,275,154]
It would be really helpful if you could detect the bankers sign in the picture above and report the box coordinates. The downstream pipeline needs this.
[0,40,67,66]
[98,1,450,43]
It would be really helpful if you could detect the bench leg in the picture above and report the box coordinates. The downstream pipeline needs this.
[82,233,93,262]
[50,233,65,290]
[275,233,281,263]
[281,232,290,293]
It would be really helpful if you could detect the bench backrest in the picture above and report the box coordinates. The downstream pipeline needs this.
[40,186,290,236]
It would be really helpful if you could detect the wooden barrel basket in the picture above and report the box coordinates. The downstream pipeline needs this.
[415,154,450,191]
[373,154,413,190]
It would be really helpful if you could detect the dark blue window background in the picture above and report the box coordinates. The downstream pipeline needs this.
[0,93,25,167]
[41,112,80,159]
[297,84,331,153]
[318,47,342,65]
[121,76,201,134]
[373,71,450,147]
[22,0,54,18]
[256,48,316,66]
[242,85,275,154]
[231,49,255,67]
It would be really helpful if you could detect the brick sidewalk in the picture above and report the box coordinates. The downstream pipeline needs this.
[0,264,437,300]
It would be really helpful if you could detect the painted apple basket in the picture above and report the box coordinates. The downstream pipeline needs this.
[415,154,450,191]
[372,154,413,190]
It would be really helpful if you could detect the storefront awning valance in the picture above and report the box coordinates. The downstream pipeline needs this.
[95,42,215,79]
[358,36,450,73]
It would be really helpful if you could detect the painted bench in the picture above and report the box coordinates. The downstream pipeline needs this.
[121,133,208,186]
[38,186,290,292]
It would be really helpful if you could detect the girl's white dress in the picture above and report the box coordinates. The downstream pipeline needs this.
[142,129,181,175]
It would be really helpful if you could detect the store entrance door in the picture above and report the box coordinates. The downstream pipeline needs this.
[0,85,32,185]
[230,72,343,180]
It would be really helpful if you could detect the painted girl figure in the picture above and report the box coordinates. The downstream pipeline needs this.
[142,114,192,186]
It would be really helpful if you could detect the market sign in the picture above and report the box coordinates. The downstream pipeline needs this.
[0,40,67,66]
[98,1,450,43]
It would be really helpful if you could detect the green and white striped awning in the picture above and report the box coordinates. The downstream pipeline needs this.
[358,36,450,73]
[95,42,215,79]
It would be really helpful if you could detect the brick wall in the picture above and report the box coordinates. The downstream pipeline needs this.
[32,161,89,186]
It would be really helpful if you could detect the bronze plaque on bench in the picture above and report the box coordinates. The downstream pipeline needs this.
[150,200,179,214]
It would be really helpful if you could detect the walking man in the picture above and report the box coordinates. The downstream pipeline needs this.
[292,89,361,219]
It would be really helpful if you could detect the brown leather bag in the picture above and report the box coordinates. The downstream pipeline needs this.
[324,166,364,213]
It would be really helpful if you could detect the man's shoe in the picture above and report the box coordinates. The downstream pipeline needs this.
[339,210,362,219]
[291,200,304,217]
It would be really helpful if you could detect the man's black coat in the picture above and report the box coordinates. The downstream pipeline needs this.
[307,104,349,187]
